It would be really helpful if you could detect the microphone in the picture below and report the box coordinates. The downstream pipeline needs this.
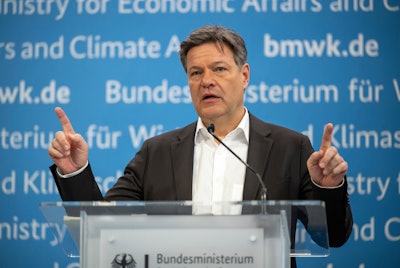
[207,123,267,203]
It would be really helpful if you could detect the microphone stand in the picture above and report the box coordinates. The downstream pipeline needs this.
[207,124,267,214]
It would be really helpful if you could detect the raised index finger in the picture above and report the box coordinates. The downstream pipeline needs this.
[320,123,333,151]
[54,107,75,134]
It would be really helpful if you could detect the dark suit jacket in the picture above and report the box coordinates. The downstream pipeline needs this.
[51,114,352,249]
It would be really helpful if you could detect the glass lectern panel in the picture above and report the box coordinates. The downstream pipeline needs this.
[40,200,329,267]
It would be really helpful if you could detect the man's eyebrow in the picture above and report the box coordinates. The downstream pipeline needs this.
[187,65,201,71]
[188,60,230,70]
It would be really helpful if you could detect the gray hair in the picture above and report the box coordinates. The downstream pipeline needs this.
[179,25,248,72]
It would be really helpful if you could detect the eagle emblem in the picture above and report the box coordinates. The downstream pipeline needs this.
[111,253,136,268]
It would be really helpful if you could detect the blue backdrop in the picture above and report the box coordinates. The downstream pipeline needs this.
[1,1,399,267]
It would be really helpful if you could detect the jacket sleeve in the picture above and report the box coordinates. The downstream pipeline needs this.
[50,163,104,201]
[313,180,353,247]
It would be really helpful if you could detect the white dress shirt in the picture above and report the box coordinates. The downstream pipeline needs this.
[192,109,250,215]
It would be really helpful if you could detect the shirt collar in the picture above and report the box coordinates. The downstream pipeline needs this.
[194,108,250,144]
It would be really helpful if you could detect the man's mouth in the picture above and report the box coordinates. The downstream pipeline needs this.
[203,94,219,100]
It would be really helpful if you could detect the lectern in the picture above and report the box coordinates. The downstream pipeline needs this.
[40,201,329,268]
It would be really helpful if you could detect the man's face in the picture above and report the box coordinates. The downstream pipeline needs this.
[186,42,250,126]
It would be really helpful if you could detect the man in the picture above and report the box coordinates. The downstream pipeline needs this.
[48,25,352,266]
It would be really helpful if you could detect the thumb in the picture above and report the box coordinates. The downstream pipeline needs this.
[307,150,324,168]
[68,133,88,150]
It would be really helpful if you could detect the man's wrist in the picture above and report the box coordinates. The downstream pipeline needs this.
[311,177,345,189]
[56,161,89,178]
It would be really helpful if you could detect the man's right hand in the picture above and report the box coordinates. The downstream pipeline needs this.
[48,107,89,174]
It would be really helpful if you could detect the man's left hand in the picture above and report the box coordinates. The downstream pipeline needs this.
[307,123,348,187]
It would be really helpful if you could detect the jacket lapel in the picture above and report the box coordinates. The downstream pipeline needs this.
[243,115,273,200]
[170,123,196,200]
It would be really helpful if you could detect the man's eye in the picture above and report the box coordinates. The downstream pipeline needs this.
[215,67,226,72]
[190,71,201,76]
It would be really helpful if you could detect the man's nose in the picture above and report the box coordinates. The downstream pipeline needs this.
[201,70,215,88]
